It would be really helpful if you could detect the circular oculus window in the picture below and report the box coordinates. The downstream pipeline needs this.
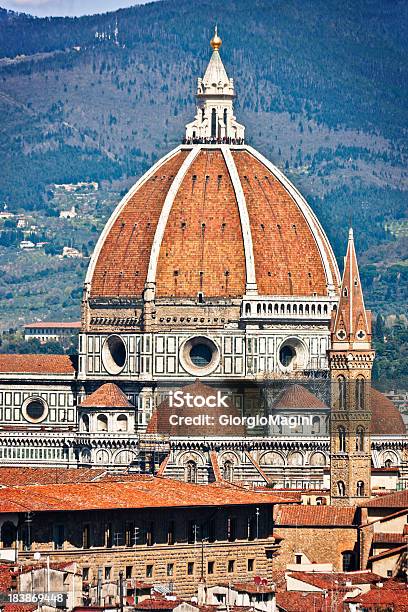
[102,334,127,375]
[22,397,49,423]
[278,337,308,371]
[180,336,220,376]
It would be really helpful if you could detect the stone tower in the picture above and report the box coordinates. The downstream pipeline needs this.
[328,228,375,506]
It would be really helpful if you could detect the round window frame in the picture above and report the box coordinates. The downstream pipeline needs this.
[102,334,127,375]
[21,396,49,424]
[179,336,220,376]
[278,337,308,372]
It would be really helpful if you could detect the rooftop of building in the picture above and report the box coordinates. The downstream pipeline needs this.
[360,488,408,509]
[274,504,358,527]
[0,475,299,514]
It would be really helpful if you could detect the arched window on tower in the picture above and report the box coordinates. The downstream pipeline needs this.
[356,481,365,496]
[117,414,128,432]
[81,414,90,433]
[185,460,197,484]
[338,426,346,453]
[97,414,108,432]
[312,416,320,434]
[338,376,347,410]
[337,481,346,497]
[356,426,365,452]
[223,460,234,482]
[355,377,365,410]
[211,108,217,138]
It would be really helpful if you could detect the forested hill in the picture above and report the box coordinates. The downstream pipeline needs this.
[0,0,407,323]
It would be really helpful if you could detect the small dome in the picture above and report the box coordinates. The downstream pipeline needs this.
[370,388,406,435]
[147,380,245,436]
[272,384,328,410]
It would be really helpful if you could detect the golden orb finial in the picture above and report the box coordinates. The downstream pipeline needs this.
[210,25,222,51]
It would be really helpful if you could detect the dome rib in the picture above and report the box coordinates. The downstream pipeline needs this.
[146,146,200,297]
[86,145,188,299]
[221,146,257,295]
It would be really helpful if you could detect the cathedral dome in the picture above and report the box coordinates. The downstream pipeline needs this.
[85,31,339,303]
[86,145,339,301]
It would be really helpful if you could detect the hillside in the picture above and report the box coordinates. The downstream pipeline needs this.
[0,0,407,328]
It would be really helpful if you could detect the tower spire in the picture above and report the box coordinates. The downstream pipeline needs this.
[331,227,371,348]
[184,28,245,144]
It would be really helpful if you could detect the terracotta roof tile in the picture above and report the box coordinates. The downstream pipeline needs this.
[0,467,107,487]
[361,489,408,509]
[373,532,407,545]
[0,354,77,375]
[24,321,81,329]
[287,570,382,590]
[274,504,357,527]
[0,476,297,514]
[370,388,406,435]
[79,383,133,408]
[275,590,343,612]
[347,580,408,610]
[272,384,328,410]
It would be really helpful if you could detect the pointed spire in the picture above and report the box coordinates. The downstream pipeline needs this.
[184,28,245,143]
[332,228,371,347]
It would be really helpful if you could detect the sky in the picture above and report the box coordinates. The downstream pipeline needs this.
[0,0,152,17]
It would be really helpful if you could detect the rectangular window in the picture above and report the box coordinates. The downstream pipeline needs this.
[146,522,154,547]
[125,522,135,547]
[82,567,89,581]
[167,521,175,545]
[187,520,198,544]
[105,567,111,580]
[247,559,255,572]
[208,519,216,543]
[146,565,154,578]
[105,523,113,548]
[207,561,214,575]
[295,554,302,565]
[227,517,237,542]
[187,562,194,576]
[228,560,235,573]
[126,566,133,579]
[82,524,91,549]
[53,524,65,550]
[167,563,174,577]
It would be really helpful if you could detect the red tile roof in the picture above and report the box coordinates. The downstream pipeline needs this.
[272,385,328,410]
[79,383,133,408]
[24,321,81,329]
[373,532,407,545]
[0,476,297,513]
[347,580,408,610]
[362,489,408,509]
[275,590,343,612]
[3,605,37,612]
[135,599,183,610]
[0,354,77,375]
[287,570,382,591]
[274,504,357,527]
[0,467,107,487]
[370,388,406,435]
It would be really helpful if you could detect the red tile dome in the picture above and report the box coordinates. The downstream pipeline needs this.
[86,145,339,301]
[370,388,406,435]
